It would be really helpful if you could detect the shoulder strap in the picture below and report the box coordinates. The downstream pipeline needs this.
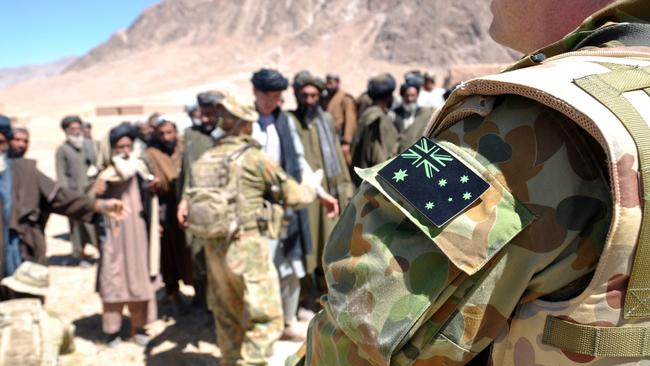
[449,58,650,356]
[573,63,650,319]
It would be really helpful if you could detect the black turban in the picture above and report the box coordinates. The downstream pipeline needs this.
[109,122,137,147]
[60,115,82,130]
[197,91,225,107]
[400,82,420,97]
[367,73,396,100]
[251,68,289,92]
[404,70,424,89]
[0,115,12,140]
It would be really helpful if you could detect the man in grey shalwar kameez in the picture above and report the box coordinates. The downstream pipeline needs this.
[55,115,99,264]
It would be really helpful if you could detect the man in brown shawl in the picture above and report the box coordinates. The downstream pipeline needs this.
[95,122,157,347]
[321,73,357,164]
[143,116,192,310]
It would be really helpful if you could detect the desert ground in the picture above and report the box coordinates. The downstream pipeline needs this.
[29,119,304,366]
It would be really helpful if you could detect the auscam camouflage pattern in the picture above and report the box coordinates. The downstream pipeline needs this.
[193,134,316,366]
[290,1,650,365]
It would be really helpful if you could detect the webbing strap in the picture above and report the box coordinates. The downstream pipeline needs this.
[543,316,650,357]
[574,64,650,319]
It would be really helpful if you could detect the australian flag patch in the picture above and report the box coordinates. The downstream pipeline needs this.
[378,136,490,227]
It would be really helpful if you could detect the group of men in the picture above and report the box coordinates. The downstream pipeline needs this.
[0,66,440,364]
[5,1,647,365]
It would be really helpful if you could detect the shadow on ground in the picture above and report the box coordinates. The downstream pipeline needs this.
[73,313,105,343]
[145,303,218,366]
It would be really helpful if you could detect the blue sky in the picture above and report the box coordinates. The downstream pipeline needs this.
[0,0,161,68]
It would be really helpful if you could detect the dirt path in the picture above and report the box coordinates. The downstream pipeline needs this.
[44,214,304,366]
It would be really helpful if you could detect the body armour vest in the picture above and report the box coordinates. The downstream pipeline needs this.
[427,49,650,365]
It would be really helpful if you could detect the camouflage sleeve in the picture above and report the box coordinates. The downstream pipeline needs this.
[254,150,317,209]
[296,95,612,365]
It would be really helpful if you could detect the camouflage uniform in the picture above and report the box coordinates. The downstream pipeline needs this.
[193,134,316,366]
[291,1,650,365]
[180,126,214,306]
[0,299,74,366]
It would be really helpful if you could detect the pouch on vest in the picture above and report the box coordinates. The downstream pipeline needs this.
[186,145,252,240]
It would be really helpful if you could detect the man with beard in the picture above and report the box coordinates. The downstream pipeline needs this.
[393,82,434,152]
[321,73,357,164]
[96,122,157,347]
[0,115,124,286]
[55,115,100,265]
[9,127,29,158]
[133,119,153,157]
[349,73,398,185]
[144,116,192,311]
[179,90,223,308]
[250,69,339,338]
[290,71,353,330]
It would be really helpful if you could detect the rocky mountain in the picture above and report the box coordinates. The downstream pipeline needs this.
[1,0,518,118]
[0,57,76,90]
[66,0,517,72]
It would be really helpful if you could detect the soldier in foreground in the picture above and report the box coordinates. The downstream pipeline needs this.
[179,94,330,366]
[292,0,650,364]
[0,262,75,365]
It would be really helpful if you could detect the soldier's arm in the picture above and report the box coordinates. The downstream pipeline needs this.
[296,96,611,365]
[255,150,318,209]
